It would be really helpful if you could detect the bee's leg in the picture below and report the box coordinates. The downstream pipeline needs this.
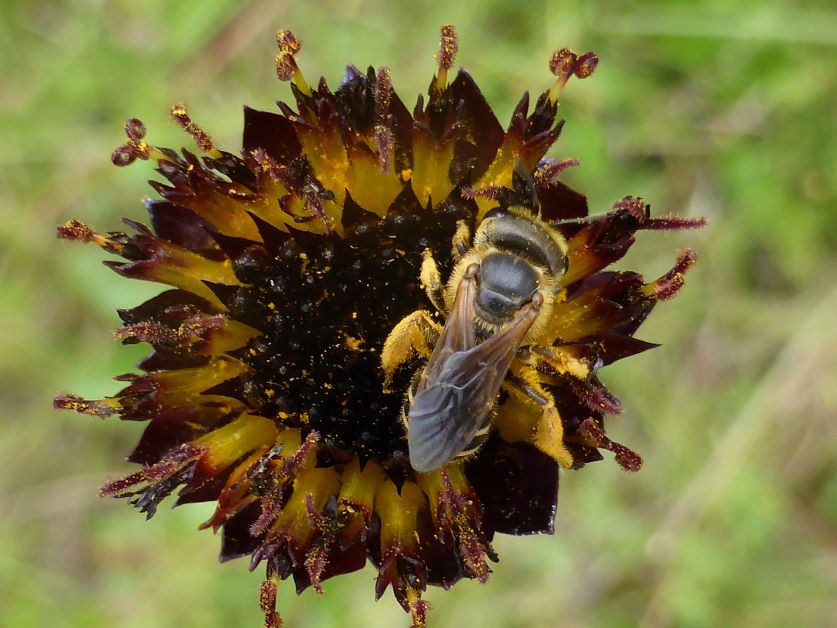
[381,310,442,391]
[502,367,574,468]
[420,249,446,313]
[451,219,471,264]
[525,344,590,381]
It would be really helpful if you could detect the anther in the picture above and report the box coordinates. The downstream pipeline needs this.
[301,183,335,232]
[646,249,698,301]
[53,393,119,418]
[642,214,708,231]
[460,184,503,201]
[374,67,394,173]
[56,219,96,244]
[110,145,135,167]
[375,66,393,118]
[276,29,301,55]
[124,118,147,141]
[275,28,311,96]
[613,196,648,222]
[574,52,598,78]
[547,48,577,105]
[259,576,281,628]
[547,48,598,105]
[577,418,643,471]
[56,220,127,254]
[535,158,581,187]
[435,24,458,90]
[111,117,154,167]
[549,48,577,79]
[275,51,297,82]
[170,103,220,156]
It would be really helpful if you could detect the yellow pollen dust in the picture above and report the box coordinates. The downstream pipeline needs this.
[344,334,364,351]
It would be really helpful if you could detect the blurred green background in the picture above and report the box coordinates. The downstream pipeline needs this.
[2,0,835,626]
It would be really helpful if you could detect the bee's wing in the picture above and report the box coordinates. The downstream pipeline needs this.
[418,265,479,389]
[408,287,540,473]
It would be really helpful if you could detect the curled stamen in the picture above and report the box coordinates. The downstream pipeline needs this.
[114,313,227,348]
[375,125,394,174]
[548,48,577,104]
[250,148,292,186]
[56,219,98,244]
[645,249,698,301]
[170,103,219,156]
[547,48,598,105]
[435,24,458,89]
[375,66,393,119]
[301,183,335,232]
[56,220,128,254]
[110,117,155,166]
[275,28,311,96]
[568,378,623,416]
[304,493,344,594]
[374,66,394,173]
[259,575,281,628]
[53,393,119,418]
[535,157,581,187]
[407,587,430,628]
[438,469,491,583]
[250,432,319,536]
[99,443,204,498]
[460,184,503,200]
[642,214,708,231]
[576,418,643,471]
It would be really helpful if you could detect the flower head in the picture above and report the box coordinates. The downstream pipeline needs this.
[56,25,703,627]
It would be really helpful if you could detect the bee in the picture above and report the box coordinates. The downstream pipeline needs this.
[382,189,571,472]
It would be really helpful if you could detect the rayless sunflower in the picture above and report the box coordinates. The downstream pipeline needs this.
[56,26,703,627]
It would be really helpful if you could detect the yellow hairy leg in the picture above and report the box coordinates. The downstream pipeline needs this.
[450,219,471,263]
[529,344,590,380]
[503,364,574,468]
[380,310,441,390]
[420,250,446,313]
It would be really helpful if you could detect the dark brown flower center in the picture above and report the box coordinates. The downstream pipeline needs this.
[237,195,472,472]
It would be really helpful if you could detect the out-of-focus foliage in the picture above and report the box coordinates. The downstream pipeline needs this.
[1,1,834,626]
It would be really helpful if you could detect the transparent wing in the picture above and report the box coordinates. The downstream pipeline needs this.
[408,273,540,472]
[417,264,478,389]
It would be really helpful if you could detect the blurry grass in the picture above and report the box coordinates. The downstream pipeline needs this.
[1,0,836,626]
